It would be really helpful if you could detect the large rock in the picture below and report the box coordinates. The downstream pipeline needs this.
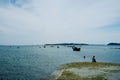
[51,62,120,80]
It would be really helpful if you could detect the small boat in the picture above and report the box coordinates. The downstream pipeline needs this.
[17,46,20,49]
[44,45,46,48]
[72,47,80,51]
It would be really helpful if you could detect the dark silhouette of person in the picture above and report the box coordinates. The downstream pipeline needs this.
[92,56,96,62]
[83,56,85,59]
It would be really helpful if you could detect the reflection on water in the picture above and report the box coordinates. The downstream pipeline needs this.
[0,45,120,80]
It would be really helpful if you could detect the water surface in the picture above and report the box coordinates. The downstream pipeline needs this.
[0,45,120,80]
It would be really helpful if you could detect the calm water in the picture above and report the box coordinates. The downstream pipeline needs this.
[0,45,120,80]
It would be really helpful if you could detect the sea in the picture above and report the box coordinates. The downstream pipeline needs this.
[0,45,120,80]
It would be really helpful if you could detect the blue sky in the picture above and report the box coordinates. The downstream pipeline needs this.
[0,0,120,45]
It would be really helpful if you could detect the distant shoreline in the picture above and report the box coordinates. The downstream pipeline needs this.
[107,43,120,45]
[0,42,120,46]
[45,42,120,46]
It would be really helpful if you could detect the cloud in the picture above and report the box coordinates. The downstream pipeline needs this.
[0,0,120,44]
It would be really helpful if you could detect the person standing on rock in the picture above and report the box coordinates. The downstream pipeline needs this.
[92,56,96,62]
[83,56,86,60]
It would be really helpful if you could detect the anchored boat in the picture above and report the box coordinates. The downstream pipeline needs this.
[72,47,81,51]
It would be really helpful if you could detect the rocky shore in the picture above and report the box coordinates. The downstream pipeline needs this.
[51,62,120,80]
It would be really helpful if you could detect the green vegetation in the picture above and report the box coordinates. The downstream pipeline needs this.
[60,62,120,70]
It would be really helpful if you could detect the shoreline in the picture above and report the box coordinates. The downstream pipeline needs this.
[51,62,120,80]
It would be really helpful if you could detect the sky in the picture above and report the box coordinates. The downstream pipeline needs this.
[0,0,120,45]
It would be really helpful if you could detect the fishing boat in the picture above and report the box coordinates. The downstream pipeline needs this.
[72,47,81,51]
[57,46,59,48]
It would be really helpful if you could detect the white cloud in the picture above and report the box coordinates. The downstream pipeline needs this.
[0,0,120,44]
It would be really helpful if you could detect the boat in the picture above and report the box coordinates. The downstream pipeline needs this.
[17,46,20,49]
[44,46,46,48]
[72,47,81,51]
[57,46,59,48]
